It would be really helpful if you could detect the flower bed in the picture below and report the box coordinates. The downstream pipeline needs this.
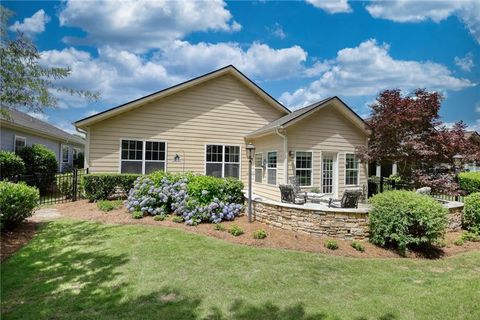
[125,172,244,225]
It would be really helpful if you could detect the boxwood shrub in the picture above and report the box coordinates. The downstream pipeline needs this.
[0,181,39,229]
[0,151,25,180]
[459,172,480,195]
[369,190,447,253]
[82,173,140,201]
[463,192,480,233]
[17,145,57,193]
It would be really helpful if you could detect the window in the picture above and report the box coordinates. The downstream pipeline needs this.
[14,136,26,153]
[73,148,79,160]
[267,151,277,185]
[145,141,166,174]
[205,145,240,178]
[120,139,167,174]
[254,153,263,183]
[295,151,312,186]
[345,153,360,185]
[62,145,69,163]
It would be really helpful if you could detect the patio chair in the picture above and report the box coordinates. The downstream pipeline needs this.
[328,189,362,209]
[279,184,306,204]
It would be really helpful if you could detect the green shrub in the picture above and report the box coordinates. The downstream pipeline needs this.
[132,211,143,219]
[17,145,57,193]
[454,238,464,246]
[82,173,140,201]
[461,231,480,242]
[369,191,447,253]
[56,174,73,198]
[434,238,447,248]
[228,225,244,236]
[351,241,365,252]
[463,192,480,233]
[459,172,480,194]
[172,215,184,223]
[253,229,267,239]
[97,200,123,212]
[187,175,244,206]
[214,223,226,231]
[153,214,166,221]
[0,151,25,180]
[0,181,39,229]
[325,239,338,250]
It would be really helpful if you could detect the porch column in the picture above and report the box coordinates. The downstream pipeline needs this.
[392,162,398,176]
[376,164,381,177]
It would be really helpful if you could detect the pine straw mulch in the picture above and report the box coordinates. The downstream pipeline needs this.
[1,221,36,262]
[48,200,480,260]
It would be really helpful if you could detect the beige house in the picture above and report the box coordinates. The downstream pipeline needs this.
[75,65,369,201]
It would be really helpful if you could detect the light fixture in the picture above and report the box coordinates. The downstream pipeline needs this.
[453,154,463,167]
[246,142,256,160]
[246,142,255,223]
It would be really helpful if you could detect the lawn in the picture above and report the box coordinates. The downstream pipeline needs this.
[1,220,479,320]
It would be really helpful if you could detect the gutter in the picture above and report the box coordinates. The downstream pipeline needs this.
[275,127,288,184]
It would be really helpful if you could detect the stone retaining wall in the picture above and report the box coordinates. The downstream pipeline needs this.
[253,199,464,240]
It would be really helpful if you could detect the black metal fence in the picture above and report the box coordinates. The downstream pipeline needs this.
[368,176,464,202]
[13,168,88,205]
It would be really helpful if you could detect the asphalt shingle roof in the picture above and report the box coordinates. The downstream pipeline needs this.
[1,109,85,145]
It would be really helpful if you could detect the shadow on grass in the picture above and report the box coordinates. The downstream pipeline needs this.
[1,220,397,320]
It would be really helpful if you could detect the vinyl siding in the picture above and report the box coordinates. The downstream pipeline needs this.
[286,105,368,197]
[86,74,286,186]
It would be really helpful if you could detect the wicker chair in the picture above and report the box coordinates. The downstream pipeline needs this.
[328,189,362,208]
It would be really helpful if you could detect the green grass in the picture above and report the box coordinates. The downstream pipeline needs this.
[2,220,480,320]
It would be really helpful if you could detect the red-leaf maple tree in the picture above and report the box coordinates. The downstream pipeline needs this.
[357,89,480,194]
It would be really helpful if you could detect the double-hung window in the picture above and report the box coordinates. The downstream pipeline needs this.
[205,144,240,178]
[345,153,359,185]
[120,139,166,174]
[295,151,312,187]
[62,145,69,163]
[267,151,277,185]
[14,136,26,153]
[254,153,263,183]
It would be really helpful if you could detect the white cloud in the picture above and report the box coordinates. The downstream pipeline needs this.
[84,110,99,117]
[268,22,287,39]
[280,39,474,108]
[306,0,352,14]
[366,0,480,43]
[156,41,308,81]
[454,52,475,72]
[27,111,49,122]
[58,0,241,52]
[475,102,480,113]
[8,9,50,36]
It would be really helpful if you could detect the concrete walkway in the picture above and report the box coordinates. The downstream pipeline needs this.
[30,207,62,222]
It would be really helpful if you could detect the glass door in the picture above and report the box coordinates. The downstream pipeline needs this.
[322,154,336,195]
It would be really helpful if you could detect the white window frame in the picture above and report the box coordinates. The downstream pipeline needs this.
[254,152,263,183]
[204,144,242,179]
[266,150,277,186]
[295,151,313,187]
[345,153,360,186]
[119,138,168,174]
[13,135,26,153]
[61,145,70,163]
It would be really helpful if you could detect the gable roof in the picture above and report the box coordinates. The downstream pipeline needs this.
[246,96,369,138]
[1,109,85,145]
[75,65,290,128]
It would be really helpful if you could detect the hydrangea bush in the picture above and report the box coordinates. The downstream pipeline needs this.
[125,171,244,225]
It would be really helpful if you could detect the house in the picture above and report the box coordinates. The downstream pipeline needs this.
[74,65,369,201]
[1,109,85,172]
[465,131,480,172]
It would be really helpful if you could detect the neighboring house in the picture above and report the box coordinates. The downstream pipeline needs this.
[465,131,480,172]
[1,109,85,172]
[74,65,369,201]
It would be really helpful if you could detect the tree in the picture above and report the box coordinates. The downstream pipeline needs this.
[357,89,480,194]
[0,6,99,118]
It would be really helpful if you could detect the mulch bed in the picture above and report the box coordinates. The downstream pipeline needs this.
[50,200,480,259]
[1,221,36,262]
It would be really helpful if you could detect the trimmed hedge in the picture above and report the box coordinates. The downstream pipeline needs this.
[459,172,480,195]
[17,145,58,193]
[0,181,39,229]
[369,190,447,253]
[82,173,141,201]
[464,192,480,233]
[0,151,25,180]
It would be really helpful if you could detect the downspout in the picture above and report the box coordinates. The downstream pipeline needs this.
[275,127,288,184]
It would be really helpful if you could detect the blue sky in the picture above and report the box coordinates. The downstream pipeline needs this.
[4,0,480,134]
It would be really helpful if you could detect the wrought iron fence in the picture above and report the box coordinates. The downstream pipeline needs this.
[12,168,88,205]
[368,176,464,203]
